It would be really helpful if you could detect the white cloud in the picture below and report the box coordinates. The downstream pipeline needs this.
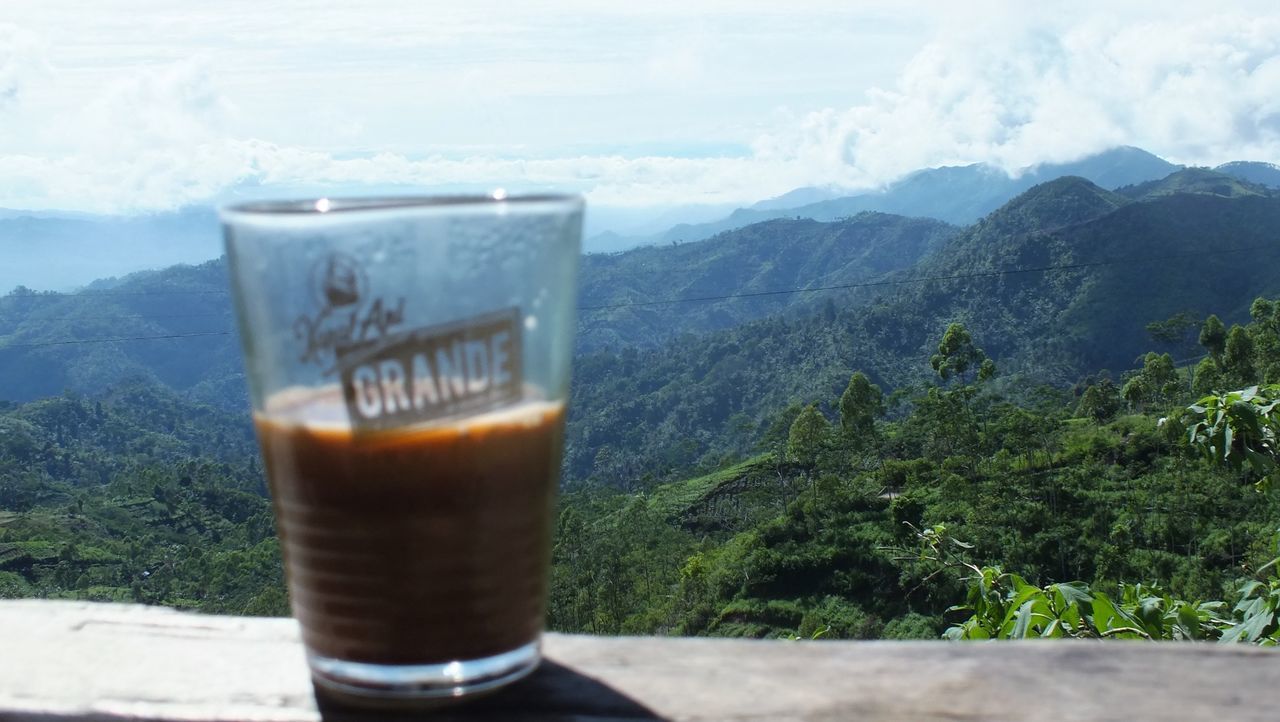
[0,142,797,212]
[756,13,1280,188]
[0,24,48,111]
[645,31,716,93]
[1,6,1280,214]
[58,57,235,158]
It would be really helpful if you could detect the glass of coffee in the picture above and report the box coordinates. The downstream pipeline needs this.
[220,194,582,704]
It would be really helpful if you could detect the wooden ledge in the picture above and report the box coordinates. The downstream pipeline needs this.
[1,600,1276,721]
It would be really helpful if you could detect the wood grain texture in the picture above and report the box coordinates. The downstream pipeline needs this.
[1,600,1277,722]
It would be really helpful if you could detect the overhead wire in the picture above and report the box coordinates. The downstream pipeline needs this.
[0,331,233,349]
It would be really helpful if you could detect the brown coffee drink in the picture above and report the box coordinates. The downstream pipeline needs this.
[254,389,564,665]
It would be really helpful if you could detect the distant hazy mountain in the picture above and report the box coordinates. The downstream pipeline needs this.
[565,175,1280,479]
[0,200,741,288]
[0,207,221,293]
[0,210,955,404]
[3,162,1278,407]
[0,208,100,220]
[609,146,1179,248]
[5,149,1267,291]
[586,203,739,239]
[2,165,1280,493]
[584,204,739,253]
[749,186,845,210]
[0,259,242,405]
[1215,161,1280,189]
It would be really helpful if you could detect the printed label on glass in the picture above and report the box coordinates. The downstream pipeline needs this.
[294,252,407,374]
[335,308,523,430]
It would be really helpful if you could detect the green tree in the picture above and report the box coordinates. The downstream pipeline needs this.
[1250,298,1279,333]
[839,372,883,441]
[1146,311,1198,348]
[1121,376,1150,408]
[1249,298,1280,383]
[1200,314,1227,362]
[1122,352,1184,409]
[930,323,992,384]
[1193,357,1226,395]
[1223,324,1257,387]
[786,404,830,467]
[759,403,804,456]
[986,404,1048,467]
[1077,378,1121,422]
[901,387,981,462]
[978,358,997,383]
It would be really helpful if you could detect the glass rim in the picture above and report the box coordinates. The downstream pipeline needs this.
[220,192,583,218]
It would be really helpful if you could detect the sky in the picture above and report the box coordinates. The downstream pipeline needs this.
[1,1,1279,218]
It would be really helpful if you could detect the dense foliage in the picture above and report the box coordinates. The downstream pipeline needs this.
[2,173,1280,650]
[548,304,1280,642]
[0,384,282,613]
[577,212,956,353]
[567,176,1280,485]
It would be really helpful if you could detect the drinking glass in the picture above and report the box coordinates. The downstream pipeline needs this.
[220,194,582,704]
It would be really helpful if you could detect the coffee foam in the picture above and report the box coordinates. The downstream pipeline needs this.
[258,383,562,435]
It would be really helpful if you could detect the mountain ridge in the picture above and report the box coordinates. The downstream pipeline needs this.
[1120,167,1273,200]
[0,207,222,293]
[591,146,1180,251]
[577,212,957,352]
[2,168,1278,442]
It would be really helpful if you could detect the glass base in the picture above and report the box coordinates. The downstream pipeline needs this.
[308,641,540,706]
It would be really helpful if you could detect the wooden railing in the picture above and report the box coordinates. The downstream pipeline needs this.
[1,600,1276,721]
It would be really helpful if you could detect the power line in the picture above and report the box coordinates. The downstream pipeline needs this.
[0,331,232,350]
[0,312,229,324]
[0,289,229,303]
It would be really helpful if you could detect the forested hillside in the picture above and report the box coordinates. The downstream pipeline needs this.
[0,384,280,613]
[5,298,1279,643]
[554,304,1280,642]
[2,166,1280,645]
[879,175,1280,376]
[2,169,1277,425]
[568,175,1280,483]
[0,260,241,406]
[577,212,956,352]
[4,172,1280,489]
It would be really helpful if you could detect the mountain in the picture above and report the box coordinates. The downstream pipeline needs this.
[886,176,1280,376]
[567,176,1280,478]
[584,203,740,253]
[3,168,1280,481]
[1216,161,1280,189]
[1117,167,1272,200]
[0,208,101,221]
[960,175,1130,236]
[795,146,1174,227]
[577,212,957,352]
[10,173,1280,646]
[1037,145,1183,189]
[0,260,242,406]
[609,147,1179,248]
[0,207,222,293]
[750,186,845,210]
[0,211,957,404]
